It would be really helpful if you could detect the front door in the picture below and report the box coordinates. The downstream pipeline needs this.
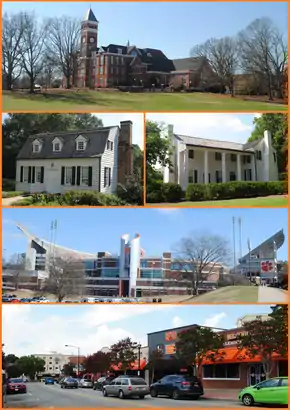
[248,364,266,386]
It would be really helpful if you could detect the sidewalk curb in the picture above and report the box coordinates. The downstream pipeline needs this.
[202,397,238,402]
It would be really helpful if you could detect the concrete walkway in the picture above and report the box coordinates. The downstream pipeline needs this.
[2,196,25,206]
[258,286,288,303]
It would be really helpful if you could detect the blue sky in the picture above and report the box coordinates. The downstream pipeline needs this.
[2,2,287,59]
[2,304,273,356]
[147,113,261,144]
[2,114,144,149]
[3,208,288,263]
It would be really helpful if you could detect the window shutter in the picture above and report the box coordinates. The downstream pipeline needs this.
[61,167,65,185]
[88,167,93,187]
[28,166,32,183]
[20,166,23,183]
[76,166,81,186]
[108,168,111,186]
[40,167,44,183]
[32,167,35,183]
[72,167,76,186]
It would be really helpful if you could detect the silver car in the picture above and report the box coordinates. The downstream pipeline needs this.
[103,376,149,399]
[79,378,93,388]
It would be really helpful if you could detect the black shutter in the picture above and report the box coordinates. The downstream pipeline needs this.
[20,166,23,182]
[32,167,35,183]
[28,166,32,183]
[76,166,81,186]
[61,167,65,185]
[72,167,76,186]
[108,168,111,186]
[40,167,44,183]
[88,166,93,187]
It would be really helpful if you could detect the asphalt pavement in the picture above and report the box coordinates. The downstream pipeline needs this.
[5,382,245,408]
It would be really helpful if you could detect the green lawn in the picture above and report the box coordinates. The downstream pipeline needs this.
[184,286,259,303]
[149,195,288,207]
[2,90,287,111]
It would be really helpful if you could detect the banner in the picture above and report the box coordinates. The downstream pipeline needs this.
[260,259,275,274]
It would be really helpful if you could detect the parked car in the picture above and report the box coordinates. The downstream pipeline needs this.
[60,377,78,389]
[45,377,55,385]
[93,376,115,390]
[79,378,93,388]
[7,378,27,394]
[150,375,204,400]
[239,377,288,406]
[103,376,149,399]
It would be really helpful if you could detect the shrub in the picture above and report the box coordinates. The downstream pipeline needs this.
[162,183,183,202]
[2,191,24,198]
[186,181,286,202]
[13,198,33,206]
[116,174,143,205]
[2,179,15,191]
[28,191,128,206]
[146,181,183,203]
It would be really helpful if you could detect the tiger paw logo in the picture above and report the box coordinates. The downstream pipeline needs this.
[261,260,273,272]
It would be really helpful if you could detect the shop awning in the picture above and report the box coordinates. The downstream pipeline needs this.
[111,359,147,371]
[202,348,286,365]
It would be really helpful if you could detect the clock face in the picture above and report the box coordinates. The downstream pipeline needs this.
[90,37,95,43]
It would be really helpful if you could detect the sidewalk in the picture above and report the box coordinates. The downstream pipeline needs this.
[202,389,240,401]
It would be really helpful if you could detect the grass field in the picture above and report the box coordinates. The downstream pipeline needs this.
[2,90,287,111]
[149,195,288,207]
[184,286,259,303]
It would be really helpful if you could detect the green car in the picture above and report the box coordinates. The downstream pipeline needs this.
[239,377,288,406]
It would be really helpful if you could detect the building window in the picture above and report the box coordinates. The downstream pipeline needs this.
[256,150,262,160]
[203,364,240,379]
[111,56,114,64]
[33,144,39,153]
[54,142,60,152]
[231,154,237,162]
[273,152,276,162]
[100,55,104,65]
[36,167,42,183]
[81,167,89,185]
[107,140,110,149]
[65,167,73,185]
[244,169,252,181]
[215,170,222,183]
[110,141,113,150]
[118,48,123,54]
[110,67,114,75]
[23,167,29,183]
[100,67,103,75]
[104,167,111,187]
[188,176,193,183]
[77,141,85,151]
[229,171,236,181]
[140,260,148,268]
[116,56,119,65]
[188,150,194,159]
[215,152,222,161]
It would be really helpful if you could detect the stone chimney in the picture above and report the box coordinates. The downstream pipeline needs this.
[118,121,133,184]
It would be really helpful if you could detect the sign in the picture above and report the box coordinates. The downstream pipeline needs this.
[224,340,239,346]
[260,259,275,274]
[226,331,248,340]
[165,331,177,341]
[165,344,176,355]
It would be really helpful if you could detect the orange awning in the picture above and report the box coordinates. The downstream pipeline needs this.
[202,348,287,365]
[111,359,147,371]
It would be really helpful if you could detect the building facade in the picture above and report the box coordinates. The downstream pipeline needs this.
[164,125,279,190]
[3,223,226,298]
[34,353,86,376]
[147,317,287,389]
[68,8,214,90]
[15,121,133,194]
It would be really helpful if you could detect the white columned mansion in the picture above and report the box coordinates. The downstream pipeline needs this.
[163,125,279,190]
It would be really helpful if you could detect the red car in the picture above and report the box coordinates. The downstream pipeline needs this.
[7,378,27,394]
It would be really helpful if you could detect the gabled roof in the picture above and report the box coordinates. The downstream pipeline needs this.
[17,127,118,160]
[83,8,98,23]
[172,56,207,72]
[175,133,257,153]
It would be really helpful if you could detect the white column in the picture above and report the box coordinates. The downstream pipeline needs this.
[222,152,226,182]
[204,150,208,184]
[252,155,256,181]
[237,154,242,181]
[183,150,188,189]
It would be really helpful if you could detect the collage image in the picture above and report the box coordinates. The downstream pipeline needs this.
[1,0,289,409]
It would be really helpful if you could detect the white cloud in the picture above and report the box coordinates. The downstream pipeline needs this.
[172,316,184,328]
[92,113,144,149]
[146,113,254,144]
[203,312,227,329]
[154,208,181,216]
[2,305,171,357]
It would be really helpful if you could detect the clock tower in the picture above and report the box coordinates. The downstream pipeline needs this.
[79,8,98,87]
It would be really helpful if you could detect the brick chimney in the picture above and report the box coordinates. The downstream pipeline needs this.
[118,120,133,184]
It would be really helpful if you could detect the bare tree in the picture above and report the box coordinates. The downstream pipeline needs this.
[43,256,86,302]
[2,12,25,90]
[20,13,47,93]
[191,37,239,96]
[45,16,81,89]
[173,233,231,296]
[4,254,26,290]
[238,18,287,99]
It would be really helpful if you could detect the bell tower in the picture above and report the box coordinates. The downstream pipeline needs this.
[81,8,98,57]
[79,8,98,87]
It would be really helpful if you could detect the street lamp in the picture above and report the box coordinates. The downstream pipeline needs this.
[137,344,141,376]
[65,344,80,376]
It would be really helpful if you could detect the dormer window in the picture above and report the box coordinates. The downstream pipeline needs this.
[54,143,60,151]
[52,137,63,152]
[34,144,39,152]
[147,52,152,57]
[78,141,85,150]
[32,139,42,153]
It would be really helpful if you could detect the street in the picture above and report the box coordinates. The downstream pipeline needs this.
[4,382,246,408]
